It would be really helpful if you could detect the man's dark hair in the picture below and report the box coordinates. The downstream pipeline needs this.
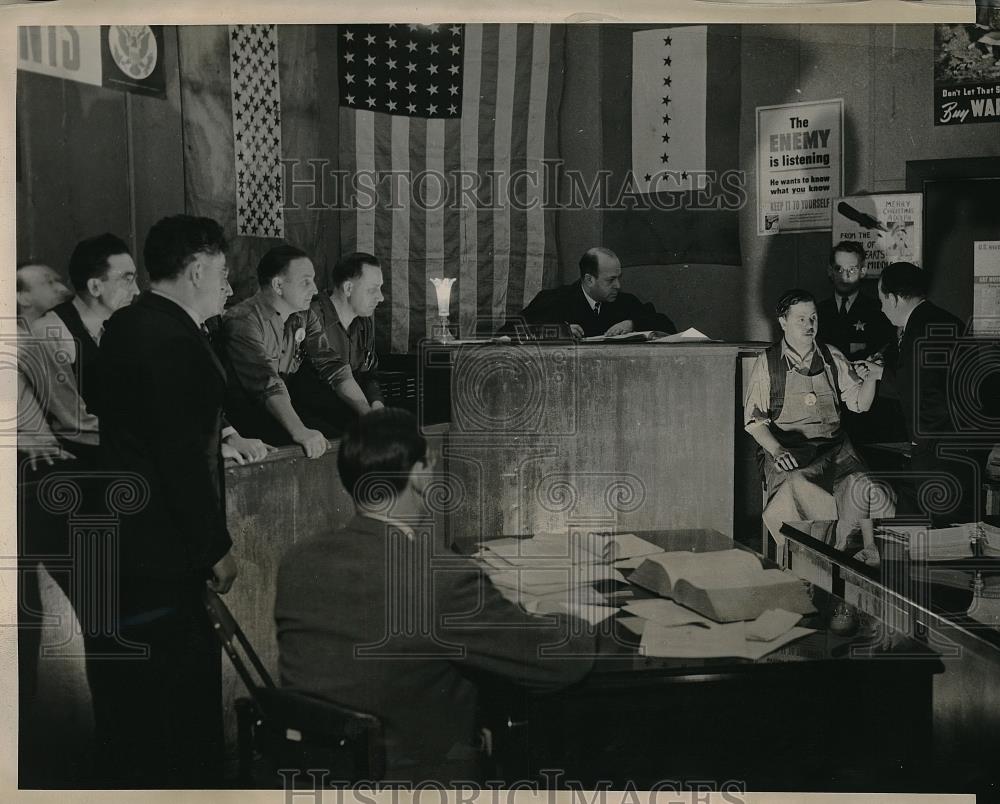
[829,240,865,268]
[879,261,928,300]
[337,408,428,505]
[331,252,380,288]
[578,247,617,280]
[67,233,131,293]
[257,244,308,287]
[775,288,816,318]
[143,215,227,282]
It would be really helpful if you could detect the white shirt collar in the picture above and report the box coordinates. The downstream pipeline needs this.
[836,289,860,313]
[581,285,600,311]
[151,288,204,327]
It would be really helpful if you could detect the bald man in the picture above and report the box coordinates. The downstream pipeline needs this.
[505,247,676,338]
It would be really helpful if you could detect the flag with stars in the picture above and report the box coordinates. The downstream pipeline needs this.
[632,27,707,194]
[339,23,564,354]
[601,25,741,267]
[229,24,284,238]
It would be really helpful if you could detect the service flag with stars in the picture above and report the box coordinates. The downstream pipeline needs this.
[631,27,707,194]
[601,25,741,267]
[338,23,564,354]
[229,24,284,239]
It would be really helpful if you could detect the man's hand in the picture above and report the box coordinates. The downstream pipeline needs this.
[603,320,635,337]
[223,433,273,464]
[773,450,799,472]
[568,323,585,339]
[370,400,385,412]
[854,359,884,381]
[23,445,76,472]
[208,551,238,594]
[293,428,328,459]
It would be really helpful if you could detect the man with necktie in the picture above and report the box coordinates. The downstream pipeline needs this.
[817,241,900,446]
[503,246,677,338]
[878,261,978,523]
[88,214,236,787]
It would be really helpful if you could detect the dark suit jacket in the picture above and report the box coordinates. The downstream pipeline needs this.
[275,515,595,781]
[816,292,895,361]
[97,292,231,580]
[505,280,677,337]
[883,299,964,449]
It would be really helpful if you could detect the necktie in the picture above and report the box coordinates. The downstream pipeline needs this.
[594,302,601,319]
[838,296,847,316]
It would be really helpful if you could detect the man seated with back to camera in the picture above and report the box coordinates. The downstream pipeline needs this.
[744,289,894,564]
[275,408,595,783]
[220,244,327,458]
[284,251,386,437]
[502,246,676,339]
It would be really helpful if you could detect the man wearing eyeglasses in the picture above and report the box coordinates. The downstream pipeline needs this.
[44,233,140,412]
[817,241,894,363]
[817,241,900,445]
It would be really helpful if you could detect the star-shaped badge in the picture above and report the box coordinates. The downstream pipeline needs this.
[854,320,866,332]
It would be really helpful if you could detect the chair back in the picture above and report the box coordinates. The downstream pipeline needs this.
[203,587,276,694]
[202,588,385,784]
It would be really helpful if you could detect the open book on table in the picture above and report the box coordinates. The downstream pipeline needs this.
[627,548,816,623]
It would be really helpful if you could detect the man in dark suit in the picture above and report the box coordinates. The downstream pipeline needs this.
[878,261,973,522]
[87,215,236,787]
[504,247,676,338]
[275,408,595,783]
[817,241,901,445]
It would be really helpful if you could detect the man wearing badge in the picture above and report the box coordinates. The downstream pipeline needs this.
[744,289,894,563]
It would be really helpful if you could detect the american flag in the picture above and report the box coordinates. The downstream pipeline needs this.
[338,23,563,353]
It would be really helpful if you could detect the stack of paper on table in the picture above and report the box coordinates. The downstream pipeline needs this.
[474,532,629,624]
[478,531,662,565]
[628,548,816,623]
[880,522,1000,561]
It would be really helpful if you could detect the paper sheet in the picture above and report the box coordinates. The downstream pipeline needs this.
[622,598,713,627]
[640,620,815,660]
[745,609,803,642]
[652,327,713,343]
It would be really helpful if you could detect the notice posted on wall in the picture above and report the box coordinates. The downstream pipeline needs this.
[756,98,843,236]
[934,10,1000,126]
[973,241,1000,336]
[832,193,923,279]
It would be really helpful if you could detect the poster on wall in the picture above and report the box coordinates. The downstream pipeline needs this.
[973,240,1000,336]
[756,98,843,236]
[831,193,923,279]
[17,25,166,98]
[933,7,1000,126]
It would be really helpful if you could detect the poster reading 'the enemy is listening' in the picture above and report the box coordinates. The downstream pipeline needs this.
[756,98,843,235]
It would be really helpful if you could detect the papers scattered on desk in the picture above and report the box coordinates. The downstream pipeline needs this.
[879,522,1000,561]
[639,615,814,660]
[622,598,713,628]
[651,327,713,343]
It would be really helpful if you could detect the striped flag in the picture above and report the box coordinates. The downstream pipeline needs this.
[338,23,563,354]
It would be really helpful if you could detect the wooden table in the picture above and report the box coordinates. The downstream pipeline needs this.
[431,342,765,549]
[780,520,1000,794]
[479,528,943,792]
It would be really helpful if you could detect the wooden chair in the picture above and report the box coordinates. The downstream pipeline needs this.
[202,589,385,787]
